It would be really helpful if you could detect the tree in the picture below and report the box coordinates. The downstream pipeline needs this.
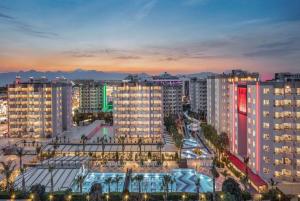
[194,175,201,200]
[241,156,249,190]
[30,184,46,201]
[16,147,26,192]
[138,137,143,157]
[222,178,242,201]
[75,174,86,193]
[104,177,112,193]
[211,157,219,201]
[36,146,42,161]
[162,175,172,201]
[134,174,144,197]
[47,163,55,194]
[157,142,164,160]
[81,134,88,153]
[114,175,122,192]
[0,160,16,192]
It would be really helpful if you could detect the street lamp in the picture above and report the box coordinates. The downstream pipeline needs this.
[68,194,72,201]
[220,194,224,200]
[106,194,109,201]
[11,193,16,200]
[144,194,148,201]
[49,194,53,201]
[277,194,282,201]
[200,194,206,201]
[30,193,34,200]
[182,194,186,201]
[258,194,262,201]
[86,195,90,201]
[124,194,129,201]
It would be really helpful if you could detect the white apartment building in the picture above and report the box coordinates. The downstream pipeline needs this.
[152,73,183,117]
[8,77,72,138]
[207,70,259,134]
[189,78,207,115]
[112,82,163,139]
[229,77,300,183]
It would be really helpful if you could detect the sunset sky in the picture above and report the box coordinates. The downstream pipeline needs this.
[0,0,300,75]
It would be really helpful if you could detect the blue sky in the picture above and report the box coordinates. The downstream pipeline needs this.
[0,0,299,74]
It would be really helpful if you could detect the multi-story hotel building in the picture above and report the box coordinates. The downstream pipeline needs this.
[189,78,207,116]
[152,72,183,117]
[7,77,72,138]
[112,81,163,139]
[77,80,103,113]
[229,75,300,183]
[207,70,259,134]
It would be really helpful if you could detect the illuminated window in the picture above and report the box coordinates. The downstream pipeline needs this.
[263,111,269,117]
[263,88,270,94]
[263,123,270,129]
[263,100,269,105]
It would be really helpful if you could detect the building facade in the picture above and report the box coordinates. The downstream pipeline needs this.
[207,70,259,134]
[112,82,163,139]
[229,77,300,183]
[7,77,72,138]
[189,78,207,116]
[78,80,103,113]
[152,73,183,117]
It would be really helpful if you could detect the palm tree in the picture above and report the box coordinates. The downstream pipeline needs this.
[195,176,201,200]
[81,134,88,153]
[20,167,26,192]
[211,157,219,201]
[16,147,24,169]
[47,163,55,194]
[138,138,143,157]
[157,142,164,160]
[170,177,175,192]
[104,177,112,193]
[114,175,122,192]
[242,156,249,190]
[134,174,144,197]
[0,160,16,192]
[75,174,86,193]
[36,145,42,161]
[16,147,26,191]
[162,175,172,201]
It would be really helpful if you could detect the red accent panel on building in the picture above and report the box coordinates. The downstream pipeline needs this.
[238,87,247,114]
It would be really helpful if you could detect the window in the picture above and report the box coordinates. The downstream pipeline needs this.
[263,123,270,129]
[263,88,270,94]
[263,133,270,140]
[263,100,269,105]
[263,111,269,117]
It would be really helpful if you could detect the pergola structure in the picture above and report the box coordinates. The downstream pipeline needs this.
[42,143,178,161]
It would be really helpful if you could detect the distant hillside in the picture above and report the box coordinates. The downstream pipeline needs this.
[0,69,132,86]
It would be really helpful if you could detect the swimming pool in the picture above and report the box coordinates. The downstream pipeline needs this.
[73,169,213,193]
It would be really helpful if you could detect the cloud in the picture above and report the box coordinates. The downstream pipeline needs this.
[115,56,141,60]
[0,12,14,19]
[135,0,157,20]
[0,10,59,39]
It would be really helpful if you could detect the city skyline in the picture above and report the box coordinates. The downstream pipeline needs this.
[0,0,300,74]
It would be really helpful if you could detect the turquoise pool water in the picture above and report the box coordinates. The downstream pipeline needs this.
[73,169,213,193]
